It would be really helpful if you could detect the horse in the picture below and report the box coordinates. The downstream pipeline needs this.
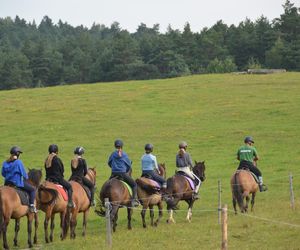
[67,168,96,239]
[37,179,70,243]
[0,168,42,250]
[136,163,166,228]
[165,161,206,223]
[95,171,135,232]
[230,169,258,214]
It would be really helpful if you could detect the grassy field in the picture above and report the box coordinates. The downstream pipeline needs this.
[0,72,300,249]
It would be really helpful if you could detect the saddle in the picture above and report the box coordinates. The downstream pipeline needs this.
[41,181,68,201]
[176,171,198,190]
[238,168,259,183]
[4,184,29,206]
[109,177,133,197]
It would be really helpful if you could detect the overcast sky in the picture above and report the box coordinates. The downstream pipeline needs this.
[1,0,299,32]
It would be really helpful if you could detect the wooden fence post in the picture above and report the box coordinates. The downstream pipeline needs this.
[105,198,112,248]
[218,180,222,224]
[221,204,228,250]
[289,173,295,210]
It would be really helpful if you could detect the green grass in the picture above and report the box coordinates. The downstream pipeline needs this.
[1,72,300,249]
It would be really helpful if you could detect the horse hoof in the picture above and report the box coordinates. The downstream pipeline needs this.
[143,224,147,228]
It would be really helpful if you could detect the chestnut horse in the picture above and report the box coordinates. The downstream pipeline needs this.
[37,180,70,243]
[96,171,134,232]
[67,168,96,239]
[0,169,42,250]
[231,169,258,214]
[136,163,166,228]
[165,161,206,223]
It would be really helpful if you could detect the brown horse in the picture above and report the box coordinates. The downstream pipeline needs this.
[0,169,42,250]
[231,169,258,214]
[96,172,134,232]
[165,161,206,223]
[37,180,70,243]
[67,168,96,239]
[136,163,166,228]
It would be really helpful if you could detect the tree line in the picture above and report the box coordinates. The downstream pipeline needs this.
[0,0,299,90]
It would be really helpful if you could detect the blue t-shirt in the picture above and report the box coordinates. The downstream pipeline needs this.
[108,150,132,173]
[2,159,28,187]
[141,153,158,171]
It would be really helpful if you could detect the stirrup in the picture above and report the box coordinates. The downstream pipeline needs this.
[90,200,96,207]
[29,204,37,213]
[259,184,268,192]
[131,199,140,207]
[192,192,199,200]
[67,201,75,208]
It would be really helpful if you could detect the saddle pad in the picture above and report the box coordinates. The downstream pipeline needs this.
[55,184,68,201]
[120,181,133,197]
[16,188,29,206]
[183,176,195,190]
[140,177,160,189]
[82,184,91,200]
[249,172,259,183]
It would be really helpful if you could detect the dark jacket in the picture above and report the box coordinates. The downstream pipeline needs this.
[70,157,88,181]
[45,153,65,182]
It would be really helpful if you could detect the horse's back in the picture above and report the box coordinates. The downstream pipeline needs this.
[166,174,192,198]
[70,181,90,211]
[100,179,131,205]
[231,170,258,192]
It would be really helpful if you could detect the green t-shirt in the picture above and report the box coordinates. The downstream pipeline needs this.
[237,145,258,162]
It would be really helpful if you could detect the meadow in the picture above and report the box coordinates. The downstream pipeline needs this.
[0,72,300,249]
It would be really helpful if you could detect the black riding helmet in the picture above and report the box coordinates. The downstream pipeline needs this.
[74,146,85,155]
[114,139,123,148]
[145,143,153,152]
[48,144,58,154]
[10,146,23,155]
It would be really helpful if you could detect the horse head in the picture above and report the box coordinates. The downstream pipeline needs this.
[193,161,206,181]
[157,163,166,178]
[87,167,96,185]
[27,168,43,188]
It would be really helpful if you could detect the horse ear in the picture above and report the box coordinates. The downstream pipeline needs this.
[194,160,198,165]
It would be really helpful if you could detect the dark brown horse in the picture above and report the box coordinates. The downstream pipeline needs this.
[165,161,206,223]
[67,168,96,239]
[0,169,42,250]
[96,172,134,232]
[136,163,166,228]
[37,180,69,243]
[231,169,258,214]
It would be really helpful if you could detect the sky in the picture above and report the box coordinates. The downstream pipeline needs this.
[1,0,300,33]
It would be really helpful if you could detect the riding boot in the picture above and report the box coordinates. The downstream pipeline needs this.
[131,186,140,207]
[193,180,201,200]
[67,189,75,208]
[90,187,95,207]
[258,176,267,192]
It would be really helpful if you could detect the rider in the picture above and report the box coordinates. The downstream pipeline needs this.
[141,143,167,189]
[237,136,267,192]
[44,144,75,208]
[108,139,140,207]
[69,146,95,206]
[2,146,37,213]
[176,141,201,200]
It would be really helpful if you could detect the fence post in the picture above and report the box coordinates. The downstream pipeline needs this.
[221,204,228,250]
[105,198,112,248]
[218,179,222,224]
[289,173,295,210]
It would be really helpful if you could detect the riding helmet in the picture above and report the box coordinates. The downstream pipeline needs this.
[179,141,188,149]
[10,146,23,155]
[48,144,59,153]
[244,136,254,144]
[114,139,123,148]
[145,143,153,152]
[74,146,85,155]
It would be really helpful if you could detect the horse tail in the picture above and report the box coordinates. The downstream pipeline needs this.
[233,171,244,210]
[38,186,58,206]
[95,182,109,217]
[0,191,3,238]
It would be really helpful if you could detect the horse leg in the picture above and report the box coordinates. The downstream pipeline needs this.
[82,210,89,237]
[70,210,78,239]
[167,209,176,224]
[141,203,147,228]
[232,195,237,215]
[149,204,154,227]
[154,201,163,227]
[50,213,55,242]
[44,211,51,243]
[243,191,250,213]
[127,207,132,230]
[251,192,256,212]
[13,218,20,246]
[34,212,38,244]
[2,216,10,250]
[27,213,34,248]
[186,200,195,222]
[110,206,119,232]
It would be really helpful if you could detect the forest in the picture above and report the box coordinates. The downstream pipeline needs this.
[0,0,299,90]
